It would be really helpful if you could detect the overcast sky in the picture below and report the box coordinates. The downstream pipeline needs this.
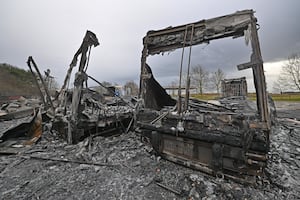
[1,0,299,92]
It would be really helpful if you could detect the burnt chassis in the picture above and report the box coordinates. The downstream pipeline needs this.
[137,10,271,183]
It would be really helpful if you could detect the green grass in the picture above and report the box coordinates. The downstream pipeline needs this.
[188,93,300,102]
[190,93,220,100]
[268,93,300,102]
[0,63,39,97]
[247,93,300,101]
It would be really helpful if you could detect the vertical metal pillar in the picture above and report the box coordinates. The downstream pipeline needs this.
[250,17,270,129]
[177,26,189,114]
[185,24,194,111]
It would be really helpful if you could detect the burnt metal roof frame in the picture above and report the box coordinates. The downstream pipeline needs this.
[139,9,270,130]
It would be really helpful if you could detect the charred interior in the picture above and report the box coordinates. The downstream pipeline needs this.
[137,9,272,183]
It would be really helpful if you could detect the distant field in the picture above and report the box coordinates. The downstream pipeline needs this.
[248,93,300,102]
[270,93,300,101]
[190,93,221,100]
[189,93,300,102]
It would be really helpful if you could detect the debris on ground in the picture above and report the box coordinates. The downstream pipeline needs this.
[0,112,299,199]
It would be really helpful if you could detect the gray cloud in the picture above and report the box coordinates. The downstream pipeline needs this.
[0,0,299,89]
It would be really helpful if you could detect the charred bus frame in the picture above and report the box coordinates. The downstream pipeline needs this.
[137,10,271,183]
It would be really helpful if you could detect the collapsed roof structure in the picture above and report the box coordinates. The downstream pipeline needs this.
[137,10,272,183]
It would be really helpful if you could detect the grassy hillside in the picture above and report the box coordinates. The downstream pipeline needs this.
[0,63,39,97]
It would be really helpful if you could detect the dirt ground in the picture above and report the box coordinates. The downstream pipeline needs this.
[0,102,299,199]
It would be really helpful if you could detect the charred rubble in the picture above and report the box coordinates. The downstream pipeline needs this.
[1,112,299,199]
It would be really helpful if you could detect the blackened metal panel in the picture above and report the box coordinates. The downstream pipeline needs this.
[144,10,254,55]
[142,64,176,110]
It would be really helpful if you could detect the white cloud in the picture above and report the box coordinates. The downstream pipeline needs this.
[263,60,285,91]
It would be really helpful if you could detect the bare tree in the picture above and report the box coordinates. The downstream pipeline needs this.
[124,80,139,96]
[211,68,225,94]
[272,77,288,94]
[275,53,300,92]
[191,64,209,94]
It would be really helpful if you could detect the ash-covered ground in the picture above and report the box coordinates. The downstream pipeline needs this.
[0,102,299,199]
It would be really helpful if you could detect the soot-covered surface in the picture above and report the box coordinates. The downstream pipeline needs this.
[0,102,299,199]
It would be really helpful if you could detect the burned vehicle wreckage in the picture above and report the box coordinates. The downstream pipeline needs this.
[25,30,134,144]
[136,10,273,183]
[0,10,277,189]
